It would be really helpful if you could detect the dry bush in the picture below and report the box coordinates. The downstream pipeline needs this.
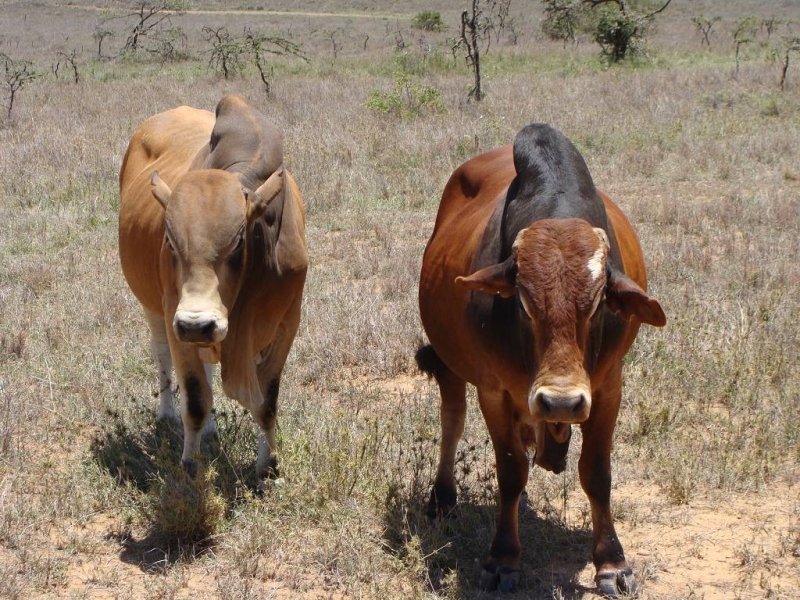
[142,463,227,545]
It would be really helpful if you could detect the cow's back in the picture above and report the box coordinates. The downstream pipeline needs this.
[419,145,522,391]
[118,106,215,315]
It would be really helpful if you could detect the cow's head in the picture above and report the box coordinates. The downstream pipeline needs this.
[150,166,284,353]
[456,218,665,424]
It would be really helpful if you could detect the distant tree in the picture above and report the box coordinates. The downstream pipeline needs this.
[762,17,778,41]
[155,27,188,63]
[92,28,115,59]
[732,16,759,76]
[456,0,487,101]
[506,16,521,44]
[487,0,512,44]
[204,26,246,79]
[452,0,510,100]
[54,49,80,84]
[245,29,308,97]
[1,53,37,120]
[691,15,720,49]
[314,27,345,59]
[123,3,181,54]
[585,0,672,62]
[779,36,800,90]
[385,22,409,51]
[540,0,671,59]
[412,11,446,32]
[204,26,307,92]
[541,0,581,45]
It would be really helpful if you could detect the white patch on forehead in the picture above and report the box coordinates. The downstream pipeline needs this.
[587,246,606,281]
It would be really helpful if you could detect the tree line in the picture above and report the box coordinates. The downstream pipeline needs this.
[2,1,799,121]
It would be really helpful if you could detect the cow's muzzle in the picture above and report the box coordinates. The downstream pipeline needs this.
[530,385,591,423]
[173,311,228,345]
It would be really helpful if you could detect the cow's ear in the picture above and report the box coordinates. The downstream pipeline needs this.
[455,258,517,298]
[150,171,171,209]
[605,269,666,327]
[247,164,285,223]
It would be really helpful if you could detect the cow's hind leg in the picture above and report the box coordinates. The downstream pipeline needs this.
[144,310,176,421]
[477,388,528,593]
[579,370,636,598]
[416,345,466,518]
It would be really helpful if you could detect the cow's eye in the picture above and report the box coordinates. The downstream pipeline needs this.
[227,234,246,269]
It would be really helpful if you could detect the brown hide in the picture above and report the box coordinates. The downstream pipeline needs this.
[418,141,664,595]
[118,96,307,479]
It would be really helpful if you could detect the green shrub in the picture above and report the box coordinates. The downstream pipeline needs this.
[365,75,446,118]
[592,6,644,62]
[412,11,446,32]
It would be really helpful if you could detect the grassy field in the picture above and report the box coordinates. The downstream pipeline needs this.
[1,1,798,598]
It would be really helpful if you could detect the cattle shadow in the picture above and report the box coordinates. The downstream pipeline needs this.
[90,402,260,571]
[382,489,594,599]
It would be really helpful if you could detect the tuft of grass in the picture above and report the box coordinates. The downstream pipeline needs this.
[142,462,227,545]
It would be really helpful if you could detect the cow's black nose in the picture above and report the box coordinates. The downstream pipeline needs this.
[175,319,216,343]
[535,392,588,420]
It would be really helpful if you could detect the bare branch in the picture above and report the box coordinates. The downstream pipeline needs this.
[1,53,38,120]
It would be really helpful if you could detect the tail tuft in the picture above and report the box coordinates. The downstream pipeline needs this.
[415,343,446,380]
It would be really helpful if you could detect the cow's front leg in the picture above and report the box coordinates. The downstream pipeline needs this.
[170,341,214,478]
[579,376,636,598]
[254,341,295,482]
[144,310,177,421]
[253,371,280,481]
[478,389,529,593]
[201,362,218,438]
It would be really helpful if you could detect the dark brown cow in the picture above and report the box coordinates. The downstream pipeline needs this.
[119,95,307,483]
[417,124,665,595]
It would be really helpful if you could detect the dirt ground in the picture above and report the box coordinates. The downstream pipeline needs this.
[24,377,799,600]
[47,480,796,599]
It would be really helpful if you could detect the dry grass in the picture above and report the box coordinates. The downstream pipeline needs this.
[0,1,798,598]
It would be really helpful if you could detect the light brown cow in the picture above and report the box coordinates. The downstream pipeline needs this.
[417,124,665,595]
[119,95,307,482]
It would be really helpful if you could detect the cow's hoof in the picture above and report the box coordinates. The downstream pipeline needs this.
[596,567,637,597]
[255,476,284,496]
[426,485,457,519]
[259,456,280,481]
[201,432,220,456]
[155,414,181,433]
[156,411,180,423]
[480,564,520,592]
[180,459,198,478]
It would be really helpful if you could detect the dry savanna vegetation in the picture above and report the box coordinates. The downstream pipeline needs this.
[0,0,798,598]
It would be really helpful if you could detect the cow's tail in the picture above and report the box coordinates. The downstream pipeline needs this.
[415,343,447,380]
